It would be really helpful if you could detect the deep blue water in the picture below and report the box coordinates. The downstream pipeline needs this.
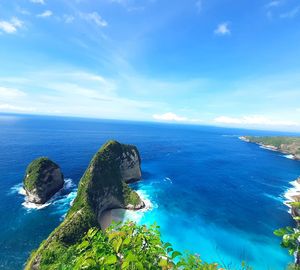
[1,114,300,269]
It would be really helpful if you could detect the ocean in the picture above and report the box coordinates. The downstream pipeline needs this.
[1,114,300,269]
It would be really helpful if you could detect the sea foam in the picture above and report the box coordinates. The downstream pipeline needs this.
[10,178,77,211]
[283,154,295,160]
[9,183,26,196]
[283,180,300,210]
[116,189,156,224]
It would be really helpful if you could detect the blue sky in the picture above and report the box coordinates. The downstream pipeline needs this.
[0,0,300,131]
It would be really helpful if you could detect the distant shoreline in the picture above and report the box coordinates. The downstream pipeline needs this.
[239,136,300,217]
[239,136,299,159]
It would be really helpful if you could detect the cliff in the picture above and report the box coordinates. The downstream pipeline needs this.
[23,157,64,204]
[25,140,144,270]
[240,136,300,160]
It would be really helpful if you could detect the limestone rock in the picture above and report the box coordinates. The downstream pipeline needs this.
[23,157,64,204]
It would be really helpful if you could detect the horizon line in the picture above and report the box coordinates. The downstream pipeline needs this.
[1,111,300,135]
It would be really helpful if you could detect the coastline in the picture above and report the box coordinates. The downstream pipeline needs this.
[239,136,300,216]
[99,190,153,230]
[284,178,300,213]
[239,136,298,159]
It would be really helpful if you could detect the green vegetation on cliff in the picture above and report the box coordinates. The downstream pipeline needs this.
[35,221,223,270]
[25,140,144,269]
[24,157,60,192]
[245,136,300,150]
[244,136,300,158]
[24,140,255,270]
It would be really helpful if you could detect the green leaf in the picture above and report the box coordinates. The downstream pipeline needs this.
[158,258,168,267]
[104,254,118,265]
[163,242,172,249]
[123,236,131,246]
[77,240,90,252]
[135,261,144,270]
[125,252,137,263]
[274,228,287,237]
[112,238,123,253]
[171,251,182,260]
[167,247,173,253]
[87,228,97,239]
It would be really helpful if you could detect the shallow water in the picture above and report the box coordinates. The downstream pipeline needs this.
[0,114,300,269]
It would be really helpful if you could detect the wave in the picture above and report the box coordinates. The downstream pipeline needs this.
[99,188,157,230]
[259,145,277,152]
[118,189,157,224]
[283,180,300,210]
[8,183,26,196]
[283,154,295,160]
[22,201,52,210]
[264,193,284,203]
[163,177,173,184]
[10,178,77,212]
[136,189,157,211]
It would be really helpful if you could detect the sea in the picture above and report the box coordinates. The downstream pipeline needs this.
[1,113,300,270]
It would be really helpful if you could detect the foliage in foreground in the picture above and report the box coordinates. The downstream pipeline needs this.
[274,226,300,267]
[39,221,222,270]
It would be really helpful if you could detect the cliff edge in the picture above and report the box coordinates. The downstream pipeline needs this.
[25,140,144,270]
[240,136,300,160]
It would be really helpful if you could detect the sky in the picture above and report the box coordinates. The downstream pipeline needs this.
[0,0,300,131]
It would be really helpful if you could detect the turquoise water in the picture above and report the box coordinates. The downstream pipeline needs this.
[0,114,300,269]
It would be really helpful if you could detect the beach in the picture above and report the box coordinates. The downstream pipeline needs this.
[99,190,154,230]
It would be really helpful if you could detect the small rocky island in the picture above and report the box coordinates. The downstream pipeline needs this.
[23,157,64,204]
[25,140,145,269]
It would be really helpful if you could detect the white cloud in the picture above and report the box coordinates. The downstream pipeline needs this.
[0,87,26,98]
[214,22,230,36]
[214,115,299,126]
[0,103,36,112]
[0,17,23,34]
[30,0,45,4]
[80,12,108,27]
[152,112,202,123]
[280,6,300,19]
[153,112,187,122]
[0,69,165,120]
[37,10,53,18]
[214,116,242,124]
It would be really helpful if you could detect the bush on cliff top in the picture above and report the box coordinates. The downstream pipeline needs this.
[24,157,59,191]
[245,136,300,153]
[37,221,222,270]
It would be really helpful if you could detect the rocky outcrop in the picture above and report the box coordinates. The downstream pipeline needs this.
[119,145,142,183]
[25,140,145,270]
[23,157,64,204]
[241,136,300,160]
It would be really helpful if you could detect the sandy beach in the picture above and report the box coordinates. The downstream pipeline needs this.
[99,209,127,230]
[99,190,154,230]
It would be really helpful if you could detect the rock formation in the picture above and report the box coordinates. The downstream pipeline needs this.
[23,157,64,204]
[119,144,142,183]
[25,140,145,270]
